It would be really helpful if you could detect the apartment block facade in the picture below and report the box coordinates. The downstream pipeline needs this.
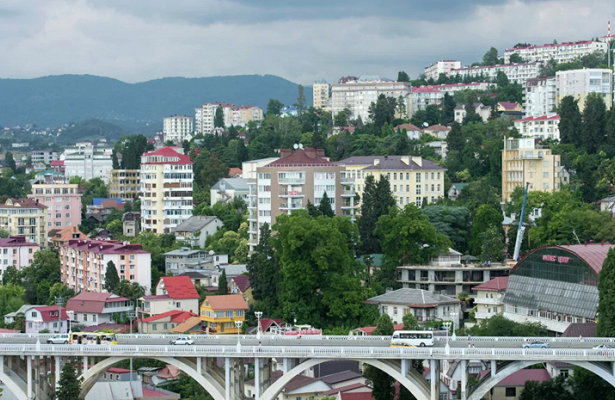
[504,40,607,64]
[31,150,59,165]
[61,239,152,293]
[331,77,412,121]
[250,148,355,249]
[63,142,114,183]
[514,115,561,141]
[338,156,446,209]
[195,102,263,134]
[243,157,280,250]
[140,147,193,235]
[313,79,332,110]
[163,115,194,144]
[451,62,542,85]
[0,198,48,249]
[108,169,140,202]
[408,87,445,116]
[556,68,613,110]
[0,236,38,280]
[28,182,82,229]
[424,60,461,80]
[524,76,557,117]
[502,137,566,201]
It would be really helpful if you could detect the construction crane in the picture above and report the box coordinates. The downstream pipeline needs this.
[513,182,530,262]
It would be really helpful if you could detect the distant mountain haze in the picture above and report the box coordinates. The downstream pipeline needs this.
[0,74,313,130]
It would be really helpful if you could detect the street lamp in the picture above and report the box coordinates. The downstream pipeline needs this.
[55,297,63,334]
[255,311,263,339]
[450,312,459,340]
[127,309,136,381]
[443,321,452,353]
[66,311,74,335]
[235,321,243,350]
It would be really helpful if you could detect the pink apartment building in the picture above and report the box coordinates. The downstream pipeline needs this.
[28,182,83,229]
[61,239,152,294]
[0,236,38,281]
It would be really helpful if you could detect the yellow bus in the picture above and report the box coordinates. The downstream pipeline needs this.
[70,332,118,345]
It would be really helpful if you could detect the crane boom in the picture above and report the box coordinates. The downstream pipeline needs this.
[513,182,530,261]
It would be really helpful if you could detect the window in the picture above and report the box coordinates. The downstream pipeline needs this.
[393,307,398,315]
[92,315,96,322]
[543,172,549,178]
[163,323,168,329]
[84,315,88,321]
[543,161,549,167]
[226,311,233,317]
[152,324,157,330]
[416,185,421,195]
[416,173,421,183]
[393,173,397,180]
[505,387,516,397]
[416,198,422,207]
[176,302,181,308]
[393,185,397,192]
[236,310,244,317]
[382,306,388,314]
[543,183,549,189]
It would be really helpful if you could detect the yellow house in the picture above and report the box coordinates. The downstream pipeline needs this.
[338,156,446,209]
[228,276,253,305]
[200,294,249,334]
[0,198,48,249]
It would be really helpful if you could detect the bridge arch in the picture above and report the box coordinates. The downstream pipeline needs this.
[0,371,28,400]
[259,358,430,400]
[468,360,615,400]
[79,356,225,400]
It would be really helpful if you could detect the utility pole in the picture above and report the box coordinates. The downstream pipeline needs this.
[55,297,63,333]
[127,309,135,381]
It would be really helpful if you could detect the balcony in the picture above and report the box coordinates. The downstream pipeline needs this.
[280,203,303,210]
[341,189,355,197]
[474,297,504,306]
[475,312,497,320]
[278,177,305,185]
[279,189,304,197]
[340,174,356,184]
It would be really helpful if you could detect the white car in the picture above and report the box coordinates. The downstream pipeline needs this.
[170,336,194,345]
[47,334,70,344]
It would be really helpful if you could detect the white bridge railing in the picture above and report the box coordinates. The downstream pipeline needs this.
[0,343,614,361]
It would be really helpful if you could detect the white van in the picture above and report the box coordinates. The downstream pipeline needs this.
[47,334,70,344]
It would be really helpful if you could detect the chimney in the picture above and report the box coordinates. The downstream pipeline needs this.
[412,156,423,167]
[374,159,380,166]
[305,148,316,159]
[280,149,292,159]
[316,149,325,157]
[401,156,410,166]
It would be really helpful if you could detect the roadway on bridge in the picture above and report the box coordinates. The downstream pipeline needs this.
[0,335,604,349]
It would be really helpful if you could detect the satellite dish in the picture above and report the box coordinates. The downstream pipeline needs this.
[299,144,304,149]
[293,144,299,149]
[422,122,429,127]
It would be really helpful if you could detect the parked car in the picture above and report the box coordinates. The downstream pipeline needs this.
[522,341,549,349]
[47,334,70,344]
[170,336,194,345]
[593,344,614,350]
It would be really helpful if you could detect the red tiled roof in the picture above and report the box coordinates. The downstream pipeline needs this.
[265,148,332,167]
[141,147,192,165]
[30,306,68,322]
[228,168,242,177]
[324,383,370,396]
[516,115,560,122]
[395,124,422,132]
[204,294,249,311]
[412,86,443,93]
[50,160,64,166]
[498,101,520,110]
[246,370,319,393]
[472,277,508,292]
[452,62,540,71]
[357,324,404,335]
[0,198,47,210]
[157,365,180,380]
[479,369,550,386]
[66,292,130,314]
[260,318,283,332]
[139,310,197,323]
[424,124,450,131]
[108,367,133,374]
[159,276,199,299]
[63,239,149,255]
[0,236,38,247]
[561,323,597,337]
[513,243,615,275]
[231,275,251,292]
[505,40,596,51]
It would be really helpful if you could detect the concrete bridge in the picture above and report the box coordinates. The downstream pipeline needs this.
[2,334,615,400]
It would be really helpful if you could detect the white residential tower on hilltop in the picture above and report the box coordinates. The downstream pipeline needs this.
[556,68,613,110]
[194,103,263,134]
[163,115,193,144]
[451,62,542,85]
[424,60,461,81]
[504,41,607,64]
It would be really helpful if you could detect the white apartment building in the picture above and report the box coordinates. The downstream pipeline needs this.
[31,150,58,165]
[426,82,493,94]
[140,147,193,235]
[0,236,38,280]
[61,239,152,294]
[62,142,114,183]
[163,115,193,144]
[451,62,543,85]
[195,102,262,134]
[514,115,561,141]
[331,76,412,121]
[504,41,607,64]
[524,76,557,117]
[424,60,461,80]
[408,87,445,116]
[243,157,279,251]
[556,68,613,110]
[313,79,332,110]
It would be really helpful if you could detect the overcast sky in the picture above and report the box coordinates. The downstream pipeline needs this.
[0,0,613,85]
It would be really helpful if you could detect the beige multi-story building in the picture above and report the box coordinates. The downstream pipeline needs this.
[556,68,613,110]
[243,157,279,250]
[0,198,48,249]
[163,115,193,144]
[338,155,446,209]
[140,147,193,235]
[194,102,262,134]
[313,79,332,110]
[251,148,356,248]
[514,115,561,141]
[451,62,542,85]
[524,76,557,117]
[505,40,607,64]
[331,77,412,121]
[28,182,82,230]
[108,169,140,202]
[424,60,461,80]
[502,137,567,201]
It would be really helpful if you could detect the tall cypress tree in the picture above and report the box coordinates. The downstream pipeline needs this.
[104,261,120,293]
[446,122,464,152]
[558,96,582,146]
[358,175,395,255]
[318,192,335,217]
[441,93,456,125]
[216,269,228,295]
[606,107,615,146]
[214,107,225,129]
[582,93,607,153]
[56,362,82,400]
[597,248,615,337]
